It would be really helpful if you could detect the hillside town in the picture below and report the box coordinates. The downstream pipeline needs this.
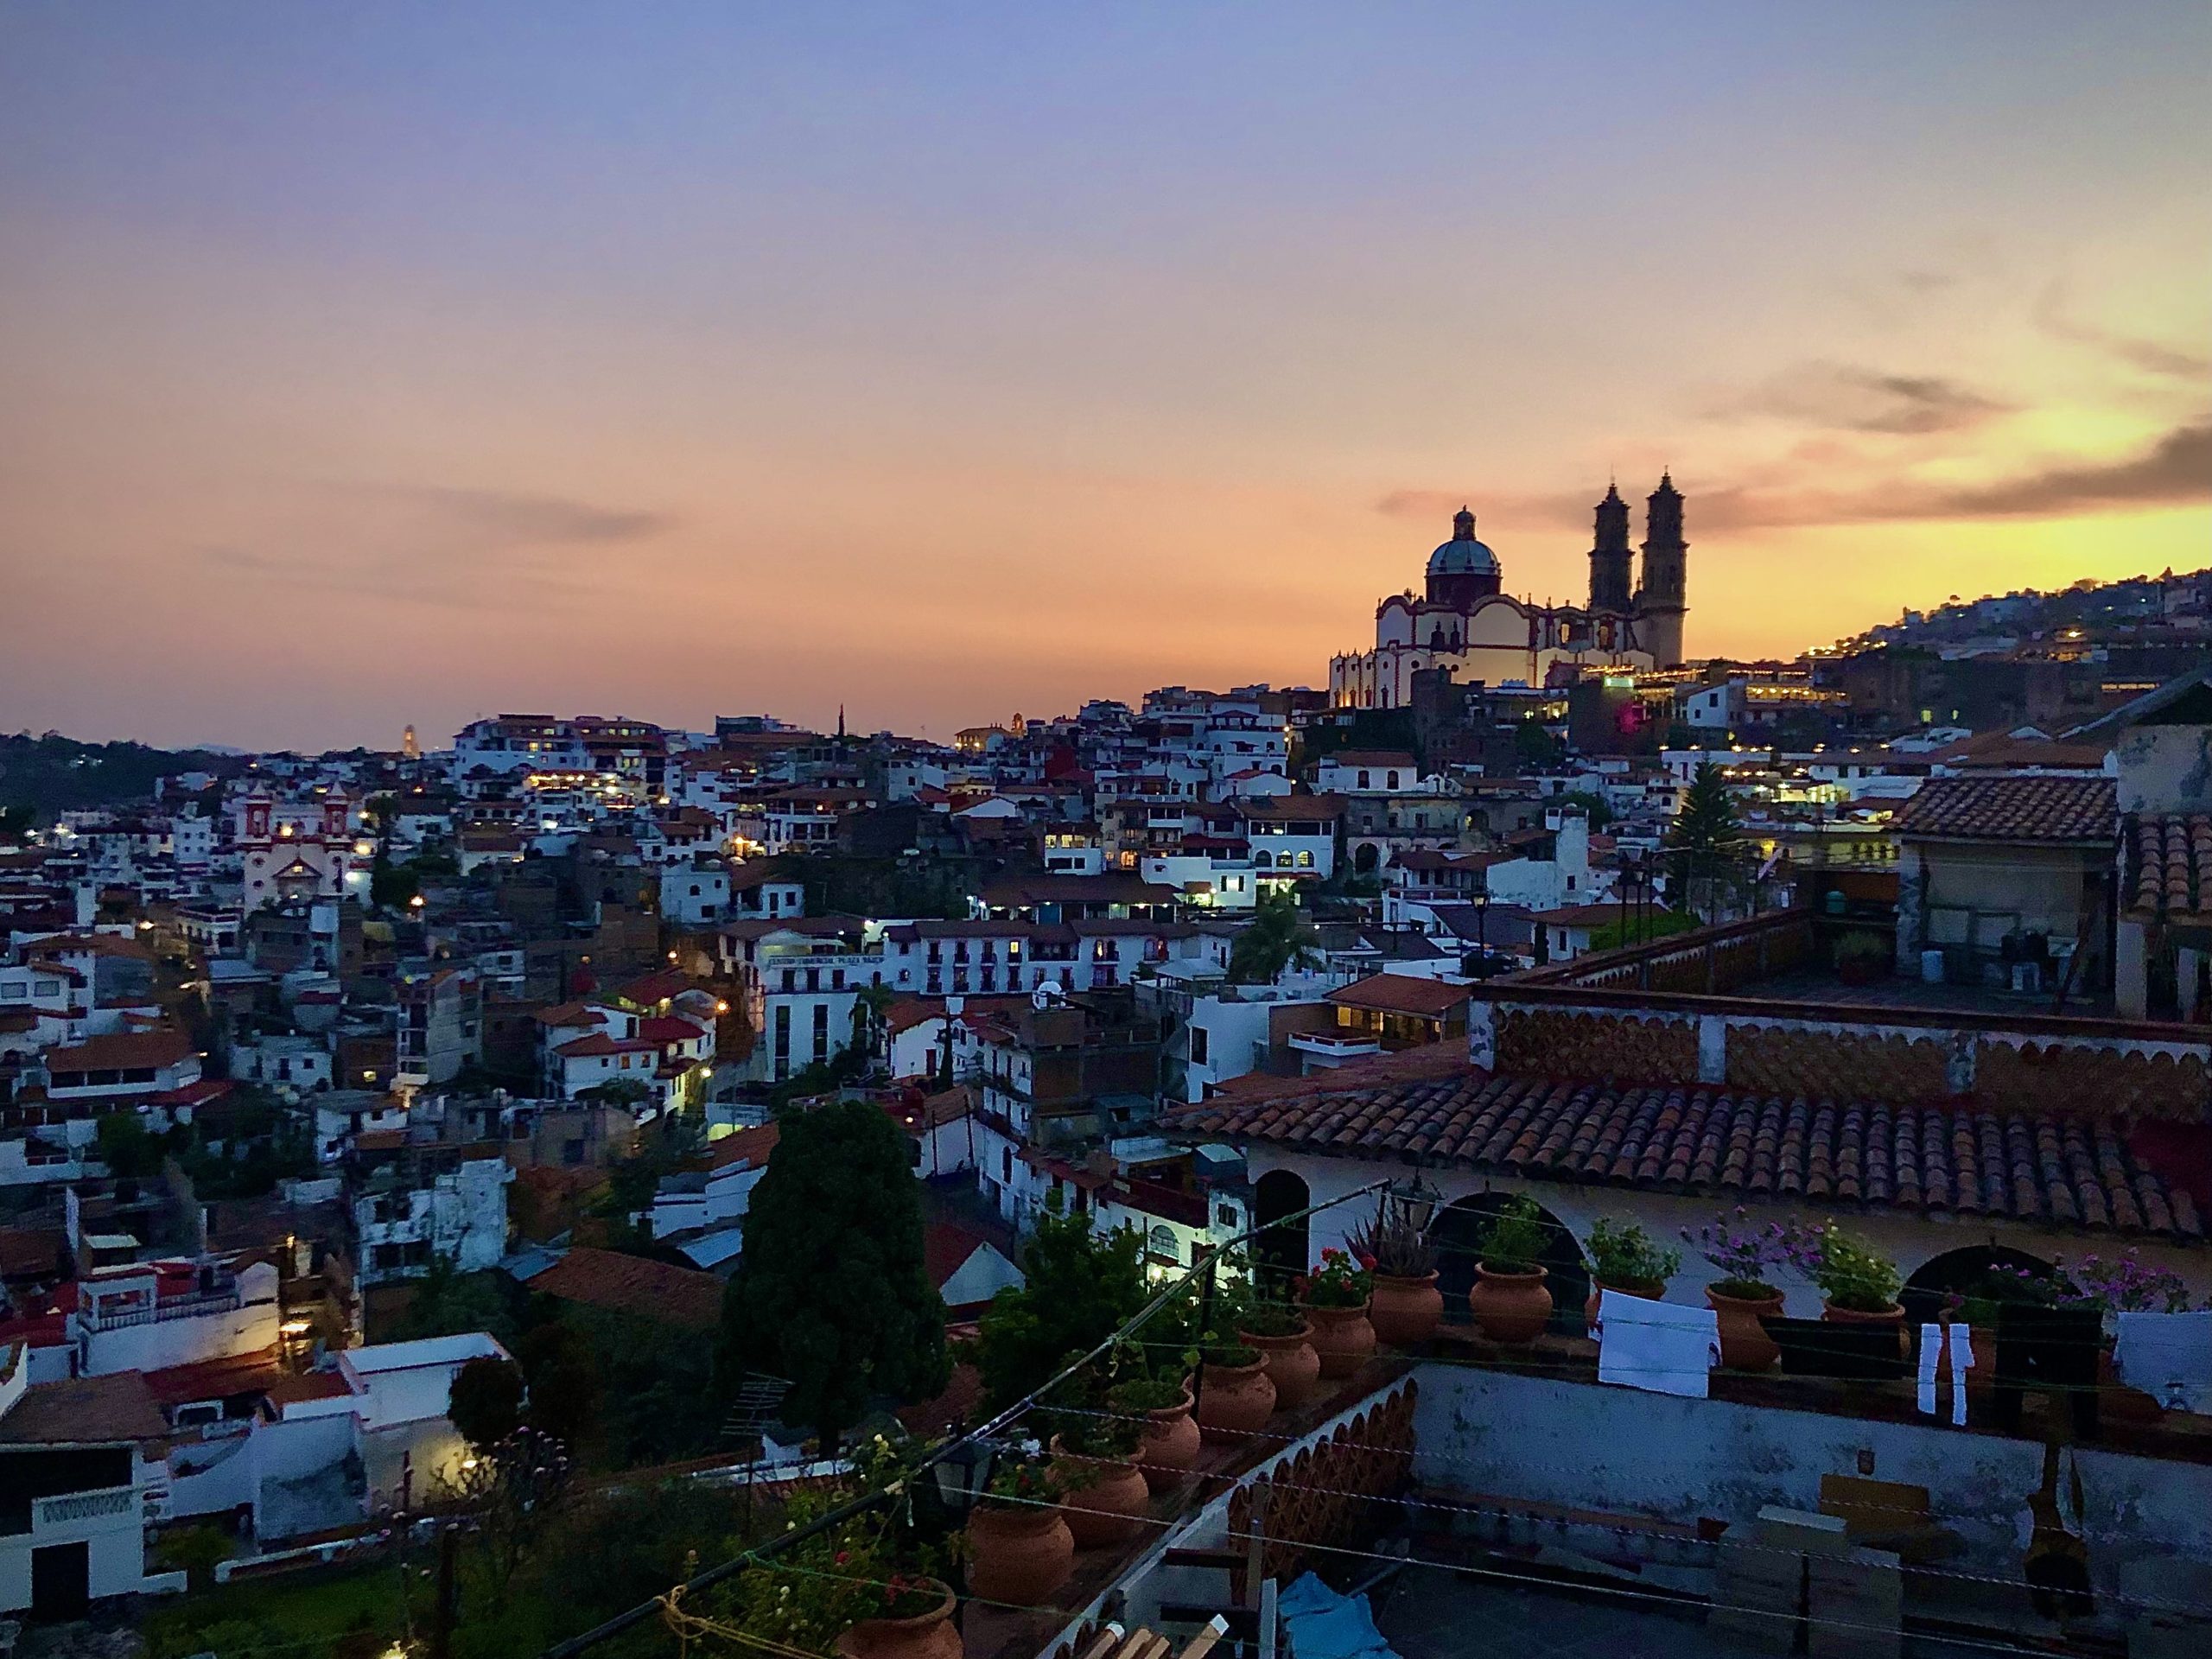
[5,504,2212,1657]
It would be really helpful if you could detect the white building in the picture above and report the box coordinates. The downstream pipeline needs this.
[74,1259,283,1379]
[353,1158,512,1287]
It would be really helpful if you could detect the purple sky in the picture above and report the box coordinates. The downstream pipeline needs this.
[3,3,2206,748]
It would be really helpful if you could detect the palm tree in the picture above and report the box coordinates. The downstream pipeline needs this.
[1228,891,1325,984]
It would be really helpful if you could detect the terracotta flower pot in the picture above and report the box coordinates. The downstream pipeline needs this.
[1707,1285,1784,1372]
[1193,1355,1275,1445]
[836,1579,963,1659]
[1049,1436,1151,1548]
[1585,1277,1666,1335]
[964,1503,1074,1606]
[1821,1299,1907,1359]
[1467,1264,1552,1344]
[1239,1321,1322,1409]
[1369,1270,1444,1347]
[1302,1300,1378,1378]
[1130,1388,1201,1492]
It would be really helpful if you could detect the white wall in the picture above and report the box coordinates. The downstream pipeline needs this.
[1413,1363,2212,1595]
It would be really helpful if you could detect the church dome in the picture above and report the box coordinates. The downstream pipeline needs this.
[1427,506,1499,578]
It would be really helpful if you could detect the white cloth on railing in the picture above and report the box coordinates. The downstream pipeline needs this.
[2113,1310,2212,1414]
[1918,1323,1974,1423]
[1595,1289,1720,1398]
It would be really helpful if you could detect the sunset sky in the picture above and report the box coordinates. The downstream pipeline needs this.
[3,3,2206,751]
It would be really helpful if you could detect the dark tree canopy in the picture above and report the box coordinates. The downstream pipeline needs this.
[718,1099,949,1446]
[448,1356,526,1452]
[972,1197,1153,1413]
[1227,891,1323,984]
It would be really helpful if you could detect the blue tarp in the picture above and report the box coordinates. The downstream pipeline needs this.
[1277,1571,1402,1659]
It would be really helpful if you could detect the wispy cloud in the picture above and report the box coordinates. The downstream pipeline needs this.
[372,485,673,547]
[191,482,676,608]
[1718,360,2015,435]
[2032,284,2210,380]
[1376,420,2211,537]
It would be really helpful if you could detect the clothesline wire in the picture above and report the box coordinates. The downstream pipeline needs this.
[1009,1405,2212,1617]
[718,1498,2173,1659]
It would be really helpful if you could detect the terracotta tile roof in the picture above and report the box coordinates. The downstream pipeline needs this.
[532,1001,606,1028]
[1893,776,2116,843]
[526,1246,725,1329]
[922,1221,999,1292]
[1327,973,1471,1019]
[1169,1064,2203,1240]
[708,1122,781,1172]
[1236,794,1348,822]
[0,1370,167,1446]
[554,1033,662,1058]
[636,1014,708,1044]
[45,1028,194,1072]
[143,1351,284,1408]
[2122,812,2212,922]
[265,1370,356,1408]
[1325,751,1420,770]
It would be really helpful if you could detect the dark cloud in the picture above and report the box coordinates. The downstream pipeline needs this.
[1722,360,2015,435]
[1896,270,1956,295]
[2031,285,2209,380]
[1375,419,2211,537]
[366,485,673,546]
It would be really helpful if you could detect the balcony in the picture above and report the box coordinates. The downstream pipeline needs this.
[35,1485,135,1529]
[955,1326,2212,1659]
[1286,1030,1382,1064]
[80,1286,240,1331]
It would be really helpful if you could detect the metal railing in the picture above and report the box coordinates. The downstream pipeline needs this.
[37,1486,134,1527]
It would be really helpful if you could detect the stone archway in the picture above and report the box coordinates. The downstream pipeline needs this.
[1428,1192,1589,1333]
[1900,1243,2058,1328]
[1352,842,1381,876]
[1252,1168,1312,1292]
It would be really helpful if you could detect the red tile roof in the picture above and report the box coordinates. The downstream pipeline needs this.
[1893,776,2116,843]
[708,1122,782,1172]
[526,1246,724,1329]
[2123,812,2212,922]
[1171,1065,2202,1239]
[1327,973,1471,1019]
[45,1028,194,1072]
[554,1033,662,1058]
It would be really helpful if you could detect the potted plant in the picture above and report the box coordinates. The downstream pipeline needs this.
[1465,1195,1554,1344]
[1347,1200,1444,1346]
[1583,1217,1681,1330]
[1810,1223,1904,1341]
[1048,1408,1151,1547]
[1295,1247,1376,1377]
[963,1455,1074,1606]
[1193,1338,1275,1443]
[1834,930,1890,987]
[2056,1249,2197,1421]
[1684,1208,1817,1372]
[1107,1375,1199,1493]
[1232,1295,1322,1408]
[836,1575,963,1659]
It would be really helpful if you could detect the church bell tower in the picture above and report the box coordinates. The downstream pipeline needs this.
[1588,482,1634,613]
[1635,473,1689,668]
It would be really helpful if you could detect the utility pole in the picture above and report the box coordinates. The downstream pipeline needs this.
[429,1523,459,1659]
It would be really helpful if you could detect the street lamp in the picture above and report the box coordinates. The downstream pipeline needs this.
[1388,1172,1443,1234]
[928,1433,997,1517]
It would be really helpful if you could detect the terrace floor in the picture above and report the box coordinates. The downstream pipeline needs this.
[1746,965,2115,1020]
[1375,1563,2011,1659]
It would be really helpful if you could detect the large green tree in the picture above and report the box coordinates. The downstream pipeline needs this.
[971,1197,1154,1412]
[717,1100,948,1447]
[1226,891,1324,984]
[1666,761,1745,918]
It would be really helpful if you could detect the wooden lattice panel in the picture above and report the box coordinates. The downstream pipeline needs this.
[1228,1381,1419,1593]
[1974,1039,2209,1122]
[1496,1010,1699,1085]
[1725,1024,1950,1105]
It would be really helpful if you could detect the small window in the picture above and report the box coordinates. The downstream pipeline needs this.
[1190,1027,1210,1065]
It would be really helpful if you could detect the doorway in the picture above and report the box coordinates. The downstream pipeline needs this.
[32,1539,91,1619]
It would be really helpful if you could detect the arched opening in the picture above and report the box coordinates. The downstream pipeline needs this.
[1428,1192,1589,1333]
[1900,1243,2058,1328]
[1252,1168,1311,1293]
[1353,842,1381,876]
